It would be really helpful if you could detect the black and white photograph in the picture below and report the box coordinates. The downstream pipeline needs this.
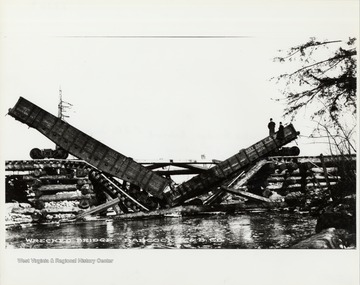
[1,0,359,284]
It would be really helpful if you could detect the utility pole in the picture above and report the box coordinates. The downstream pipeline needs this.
[27,88,72,159]
[58,87,72,121]
[56,87,72,154]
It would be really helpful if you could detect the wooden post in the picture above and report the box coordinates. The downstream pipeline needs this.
[311,172,323,190]
[320,154,331,189]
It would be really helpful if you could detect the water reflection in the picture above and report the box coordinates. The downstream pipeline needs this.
[228,216,254,245]
[5,212,317,249]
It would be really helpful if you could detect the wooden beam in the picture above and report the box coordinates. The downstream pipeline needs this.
[143,163,169,170]
[268,155,356,167]
[203,189,228,205]
[154,169,204,175]
[221,186,272,203]
[231,160,269,188]
[266,181,338,190]
[103,191,122,214]
[267,175,341,182]
[44,207,80,213]
[37,184,78,192]
[75,198,121,220]
[39,192,82,201]
[171,163,209,171]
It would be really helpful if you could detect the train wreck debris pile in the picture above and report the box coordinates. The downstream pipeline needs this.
[6,160,94,224]
[225,155,355,207]
[5,159,158,225]
[5,97,356,228]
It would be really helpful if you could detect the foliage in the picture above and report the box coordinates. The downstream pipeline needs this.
[273,37,356,119]
[273,37,357,154]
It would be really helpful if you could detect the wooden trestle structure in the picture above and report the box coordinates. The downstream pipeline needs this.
[6,96,355,223]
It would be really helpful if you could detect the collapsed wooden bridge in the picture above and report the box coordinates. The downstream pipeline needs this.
[5,97,355,223]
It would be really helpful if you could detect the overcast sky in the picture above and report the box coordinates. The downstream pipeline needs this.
[1,0,358,163]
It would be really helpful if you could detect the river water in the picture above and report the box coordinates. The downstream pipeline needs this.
[6,211,317,249]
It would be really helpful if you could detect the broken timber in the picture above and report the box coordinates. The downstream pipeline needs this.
[231,160,271,188]
[75,198,121,220]
[204,160,272,205]
[221,186,272,203]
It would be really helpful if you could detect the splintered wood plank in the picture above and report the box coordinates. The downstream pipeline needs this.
[75,198,121,220]
[221,186,272,203]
